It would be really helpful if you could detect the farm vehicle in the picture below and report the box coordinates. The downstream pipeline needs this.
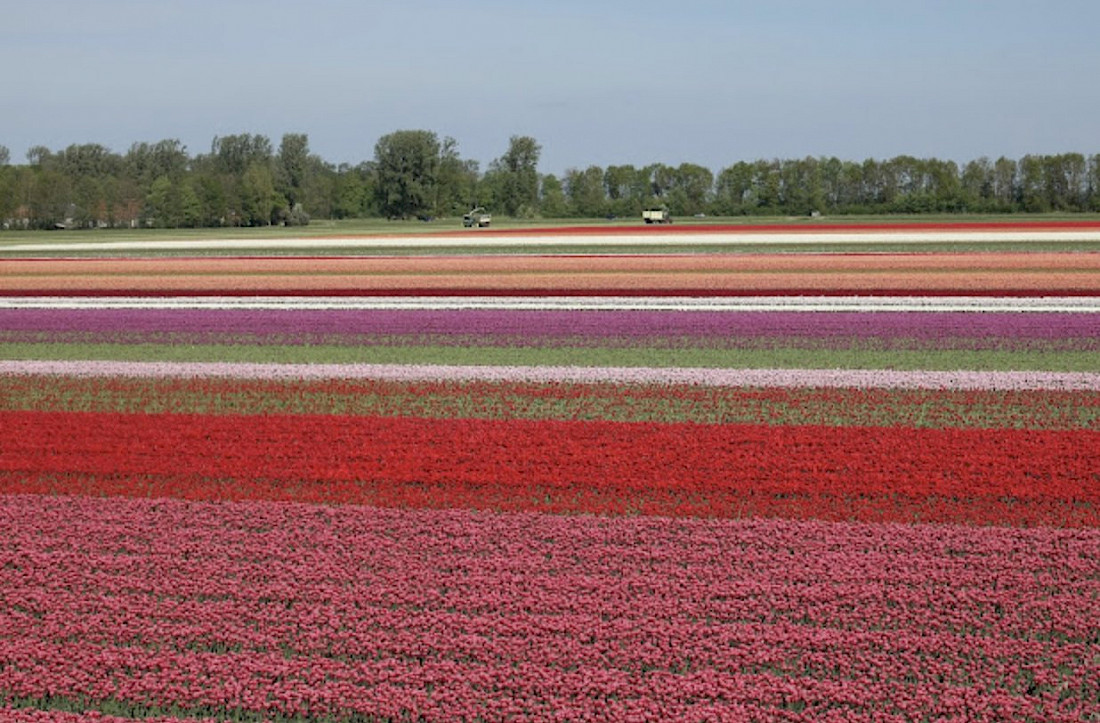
[642,208,672,224]
[463,207,492,228]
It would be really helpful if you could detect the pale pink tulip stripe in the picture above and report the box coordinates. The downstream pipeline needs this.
[2,359,1099,391]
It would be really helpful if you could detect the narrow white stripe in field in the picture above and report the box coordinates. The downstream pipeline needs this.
[5,229,1100,252]
[3,295,1099,312]
[3,360,1099,391]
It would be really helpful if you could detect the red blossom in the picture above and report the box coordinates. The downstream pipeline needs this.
[0,411,1096,526]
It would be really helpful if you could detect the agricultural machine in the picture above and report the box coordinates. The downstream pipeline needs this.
[642,207,672,224]
[463,207,492,228]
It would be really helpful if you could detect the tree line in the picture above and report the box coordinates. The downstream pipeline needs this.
[1,132,1099,230]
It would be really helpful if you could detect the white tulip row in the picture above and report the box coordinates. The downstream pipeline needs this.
[2,295,1099,312]
[4,360,1099,391]
[5,229,1100,252]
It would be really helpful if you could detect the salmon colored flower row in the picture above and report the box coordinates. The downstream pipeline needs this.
[3,251,1100,295]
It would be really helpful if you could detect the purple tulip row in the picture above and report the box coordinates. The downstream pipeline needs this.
[1,308,1097,347]
[2,494,1096,722]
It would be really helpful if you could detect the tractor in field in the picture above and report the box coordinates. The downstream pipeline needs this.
[463,207,492,228]
[642,207,672,224]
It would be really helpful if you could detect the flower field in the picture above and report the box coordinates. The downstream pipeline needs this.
[1,222,1099,721]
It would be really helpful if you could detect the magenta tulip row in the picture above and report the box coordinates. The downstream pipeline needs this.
[2,494,1096,722]
[3,359,1099,391]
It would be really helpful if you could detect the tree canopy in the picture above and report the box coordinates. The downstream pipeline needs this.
[3,130,1099,230]
[486,135,541,217]
[373,130,441,220]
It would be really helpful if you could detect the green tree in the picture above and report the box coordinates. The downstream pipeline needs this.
[0,145,9,167]
[277,133,310,210]
[6,166,36,227]
[126,139,190,226]
[332,165,370,219]
[126,140,188,185]
[539,174,568,217]
[992,157,1018,210]
[490,135,541,216]
[71,175,105,227]
[885,155,924,202]
[146,175,178,227]
[1042,153,1087,211]
[647,163,676,202]
[476,168,503,214]
[26,145,53,168]
[860,159,890,209]
[836,160,868,212]
[28,169,70,228]
[564,166,607,217]
[748,159,781,213]
[1088,155,1100,211]
[960,157,994,211]
[665,163,713,216]
[373,130,441,219]
[926,159,962,211]
[100,175,141,228]
[776,158,824,216]
[1018,155,1048,213]
[59,143,119,179]
[434,137,478,217]
[714,161,754,215]
[0,164,16,223]
[192,172,229,226]
[177,178,204,227]
[1065,153,1088,211]
[241,162,284,226]
[291,156,334,222]
[604,165,642,217]
[816,157,844,212]
[212,134,273,176]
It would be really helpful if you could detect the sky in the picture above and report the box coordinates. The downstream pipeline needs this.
[2,0,1098,176]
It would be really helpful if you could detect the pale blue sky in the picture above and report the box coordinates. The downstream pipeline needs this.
[2,0,1097,174]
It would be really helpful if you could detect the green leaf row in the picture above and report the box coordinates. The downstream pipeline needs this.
[3,341,1098,371]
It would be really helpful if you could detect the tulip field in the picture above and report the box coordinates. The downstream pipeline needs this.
[1,222,1099,722]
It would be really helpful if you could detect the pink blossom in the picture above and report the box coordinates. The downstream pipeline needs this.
[1,495,1096,722]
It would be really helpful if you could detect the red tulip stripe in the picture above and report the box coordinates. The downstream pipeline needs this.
[1,411,1096,526]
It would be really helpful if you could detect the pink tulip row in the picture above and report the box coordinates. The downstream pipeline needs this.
[4,359,1100,391]
[2,494,1096,722]
[0,709,213,723]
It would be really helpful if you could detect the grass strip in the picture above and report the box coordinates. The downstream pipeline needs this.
[2,341,1098,371]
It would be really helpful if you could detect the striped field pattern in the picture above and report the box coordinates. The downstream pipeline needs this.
[1,222,1098,722]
